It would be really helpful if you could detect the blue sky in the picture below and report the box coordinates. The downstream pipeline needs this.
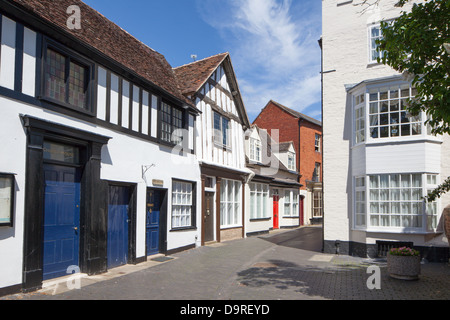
[83,0,322,123]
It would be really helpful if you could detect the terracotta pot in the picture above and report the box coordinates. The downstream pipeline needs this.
[387,254,421,280]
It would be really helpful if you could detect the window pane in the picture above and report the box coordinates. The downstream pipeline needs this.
[68,61,87,109]
[0,176,13,224]
[45,48,66,103]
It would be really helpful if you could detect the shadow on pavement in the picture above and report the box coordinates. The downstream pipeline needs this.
[259,226,323,253]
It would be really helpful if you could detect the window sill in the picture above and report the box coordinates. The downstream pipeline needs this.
[220,224,243,230]
[282,215,300,219]
[170,226,197,232]
[352,227,444,235]
[250,217,271,222]
[351,135,443,149]
[40,96,95,117]
[213,142,232,152]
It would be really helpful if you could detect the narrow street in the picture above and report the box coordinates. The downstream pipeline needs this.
[3,226,449,302]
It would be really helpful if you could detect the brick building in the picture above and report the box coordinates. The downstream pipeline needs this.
[253,100,323,225]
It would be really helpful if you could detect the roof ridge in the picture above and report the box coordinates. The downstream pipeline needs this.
[173,52,229,70]
[269,100,322,125]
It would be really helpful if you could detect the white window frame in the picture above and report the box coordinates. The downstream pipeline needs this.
[249,183,269,219]
[312,190,323,218]
[426,174,440,231]
[214,112,231,149]
[287,152,296,171]
[368,84,424,141]
[172,180,194,228]
[220,179,242,227]
[354,176,366,228]
[315,134,321,152]
[314,162,321,182]
[283,190,299,217]
[354,93,366,145]
[249,138,262,163]
[368,24,384,64]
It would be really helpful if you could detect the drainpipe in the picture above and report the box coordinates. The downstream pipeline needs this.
[318,36,325,253]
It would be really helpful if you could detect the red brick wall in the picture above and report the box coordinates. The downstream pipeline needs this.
[299,121,323,189]
[253,101,323,190]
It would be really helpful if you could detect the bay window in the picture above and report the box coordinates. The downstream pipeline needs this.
[220,179,241,227]
[354,93,365,144]
[368,85,421,139]
[354,173,440,231]
[353,83,427,145]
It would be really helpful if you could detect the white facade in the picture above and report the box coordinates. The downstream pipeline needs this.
[175,54,253,244]
[322,0,449,258]
[244,126,302,236]
[0,9,201,293]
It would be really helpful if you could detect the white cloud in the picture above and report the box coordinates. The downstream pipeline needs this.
[197,0,322,121]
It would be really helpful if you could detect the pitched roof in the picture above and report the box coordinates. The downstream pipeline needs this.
[173,53,229,96]
[174,52,250,128]
[10,0,192,107]
[261,100,322,127]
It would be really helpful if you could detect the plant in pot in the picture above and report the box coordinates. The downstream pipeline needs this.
[387,247,421,280]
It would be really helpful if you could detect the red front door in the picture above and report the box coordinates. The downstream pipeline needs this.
[273,195,279,229]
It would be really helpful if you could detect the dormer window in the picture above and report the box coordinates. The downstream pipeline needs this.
[249,138,262,162]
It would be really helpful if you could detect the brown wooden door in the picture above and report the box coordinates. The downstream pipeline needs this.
[204,192,215,242]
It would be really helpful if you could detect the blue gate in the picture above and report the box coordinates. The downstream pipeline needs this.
[107,185,130,269]
[43,164,81,280]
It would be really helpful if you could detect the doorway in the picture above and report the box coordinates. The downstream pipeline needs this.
[273,190,279,230]
[146,188,167,256]
[204,192,215,243]
[107,185,131,269]
[42,163,81,280]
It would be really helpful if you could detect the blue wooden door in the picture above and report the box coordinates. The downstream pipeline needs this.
[107,186,130,269]
[43,164,81,280]
[146,189,160,256]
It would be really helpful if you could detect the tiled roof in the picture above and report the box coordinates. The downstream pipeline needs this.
[10,0,192,106]
[173,53,229,96]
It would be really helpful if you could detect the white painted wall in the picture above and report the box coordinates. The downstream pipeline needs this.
[322,0,447,246]
[195,64,247,171]
[0,93,202,289]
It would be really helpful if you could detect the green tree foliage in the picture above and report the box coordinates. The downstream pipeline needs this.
[377,0,449,202]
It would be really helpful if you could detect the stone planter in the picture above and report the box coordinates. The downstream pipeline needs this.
[387,254,421,280]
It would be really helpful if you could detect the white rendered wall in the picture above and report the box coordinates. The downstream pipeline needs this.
[0,96,202,289]
[322,0,422,243]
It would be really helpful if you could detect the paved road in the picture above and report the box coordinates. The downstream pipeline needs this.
[2,226,450,303]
